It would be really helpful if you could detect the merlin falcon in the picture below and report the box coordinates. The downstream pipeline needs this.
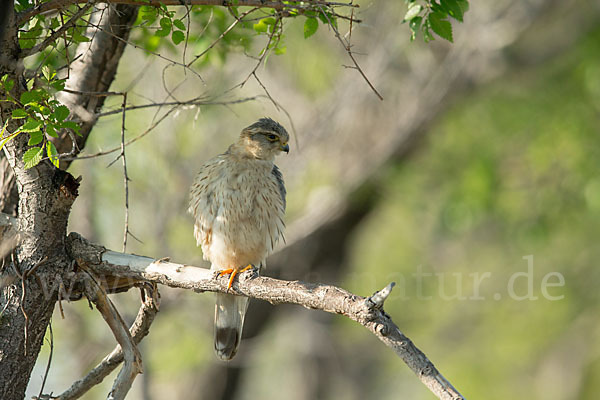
[189,118,289,360]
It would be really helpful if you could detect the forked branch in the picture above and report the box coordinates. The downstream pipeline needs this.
[54,286,158,400]
[82,272,143,400]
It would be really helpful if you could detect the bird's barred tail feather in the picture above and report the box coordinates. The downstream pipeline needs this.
[214,293,249,360]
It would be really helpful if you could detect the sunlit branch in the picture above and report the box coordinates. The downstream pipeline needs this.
[18,0,358,25]
[65,232,466,400]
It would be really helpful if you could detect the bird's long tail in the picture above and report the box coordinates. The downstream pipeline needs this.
[214,293,249,360]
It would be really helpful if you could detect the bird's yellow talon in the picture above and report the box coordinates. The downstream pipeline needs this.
[217,265,255,290]
[227,269,238,289]
[240,264,254,273]
[217,268,234,277]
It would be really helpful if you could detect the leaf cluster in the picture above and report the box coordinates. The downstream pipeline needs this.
[1,68,80,169]
[403,0,469,43]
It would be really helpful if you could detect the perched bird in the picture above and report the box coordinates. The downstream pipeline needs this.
[189,118,289,360]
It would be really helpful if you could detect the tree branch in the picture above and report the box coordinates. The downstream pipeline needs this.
[17,0,357,25]
[83,270,143,400]
[55,286,158,400]
[19,1,96,58]
[65,232,465,400]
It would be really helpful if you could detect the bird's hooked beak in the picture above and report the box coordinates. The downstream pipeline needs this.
[280,142,289,153]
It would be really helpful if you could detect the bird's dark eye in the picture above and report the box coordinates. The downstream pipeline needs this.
[266,134,278,141]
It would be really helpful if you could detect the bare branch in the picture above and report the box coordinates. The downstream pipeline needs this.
[118,94,130,252]
[18,0,358,25]
[83,270,143,400]
[58,95,262,163]
[66,232,465,400]
[55,286,159,400]
[317,5,383,101]
[35,320,54,400]
[96,96,261,118]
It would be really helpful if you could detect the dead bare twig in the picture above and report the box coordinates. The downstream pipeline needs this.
[318,5,383,101]
[34,320,54,400]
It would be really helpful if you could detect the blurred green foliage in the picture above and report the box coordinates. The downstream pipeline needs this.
[343,26,600,400]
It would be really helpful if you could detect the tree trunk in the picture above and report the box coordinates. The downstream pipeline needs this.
[0,5,138,399]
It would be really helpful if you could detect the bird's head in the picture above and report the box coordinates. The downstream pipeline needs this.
[237,117,290,160]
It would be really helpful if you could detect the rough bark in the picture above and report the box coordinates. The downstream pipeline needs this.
[0,134,80,398]
[0,4,139,399]
[55,3,139,168]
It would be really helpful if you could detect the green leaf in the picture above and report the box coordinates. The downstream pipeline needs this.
[428,12,453,42]
[60,120,81,136]
[457,0,469,14]
[28,130,43,146]
[441,0,466,22]
[51,79,66,92]
[49,17,60,29]
[422,23,434,42]
[53,105,70,121]
[303,17,318,39]
[20,89,45,105]
[47,141,59,168]
[253,20,268,33]
[46,124,58,138]
[404,4,422,22]
[173,19,186,30]
[140,6,158,23]
[155,17,172,37]
[274,45,286,55]
[42,65,55,81]
[318,12,337,29]
[172,30,185,45]
[72,27,90,43]
[0,131,20,152]
[20,118,42,133]
[19,38,36,49]
[409,16,422,41]
[1,75,14,92]
[11,109,28,119]
[23,146,43,169]
[0,120,20,152]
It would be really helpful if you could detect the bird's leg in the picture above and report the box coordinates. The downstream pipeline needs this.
[216,265,256,290]
[216,268,235,290]
[239,264,254,273]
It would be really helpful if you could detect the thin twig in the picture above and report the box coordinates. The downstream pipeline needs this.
[318,5,383,101]
[17,0,359,24]
[186,7,258,68]
[250,74,300,150]
[235,15,281,89]
[36,320,54,400]
[59,11,71,79]
[60,96,262,162]
[68,105,178,161]
[97,96,260,118]
[82,14,205,84]
[119,93,129,252]
[20,1,96,58]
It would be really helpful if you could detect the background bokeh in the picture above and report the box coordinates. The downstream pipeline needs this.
[25,1,600,399]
